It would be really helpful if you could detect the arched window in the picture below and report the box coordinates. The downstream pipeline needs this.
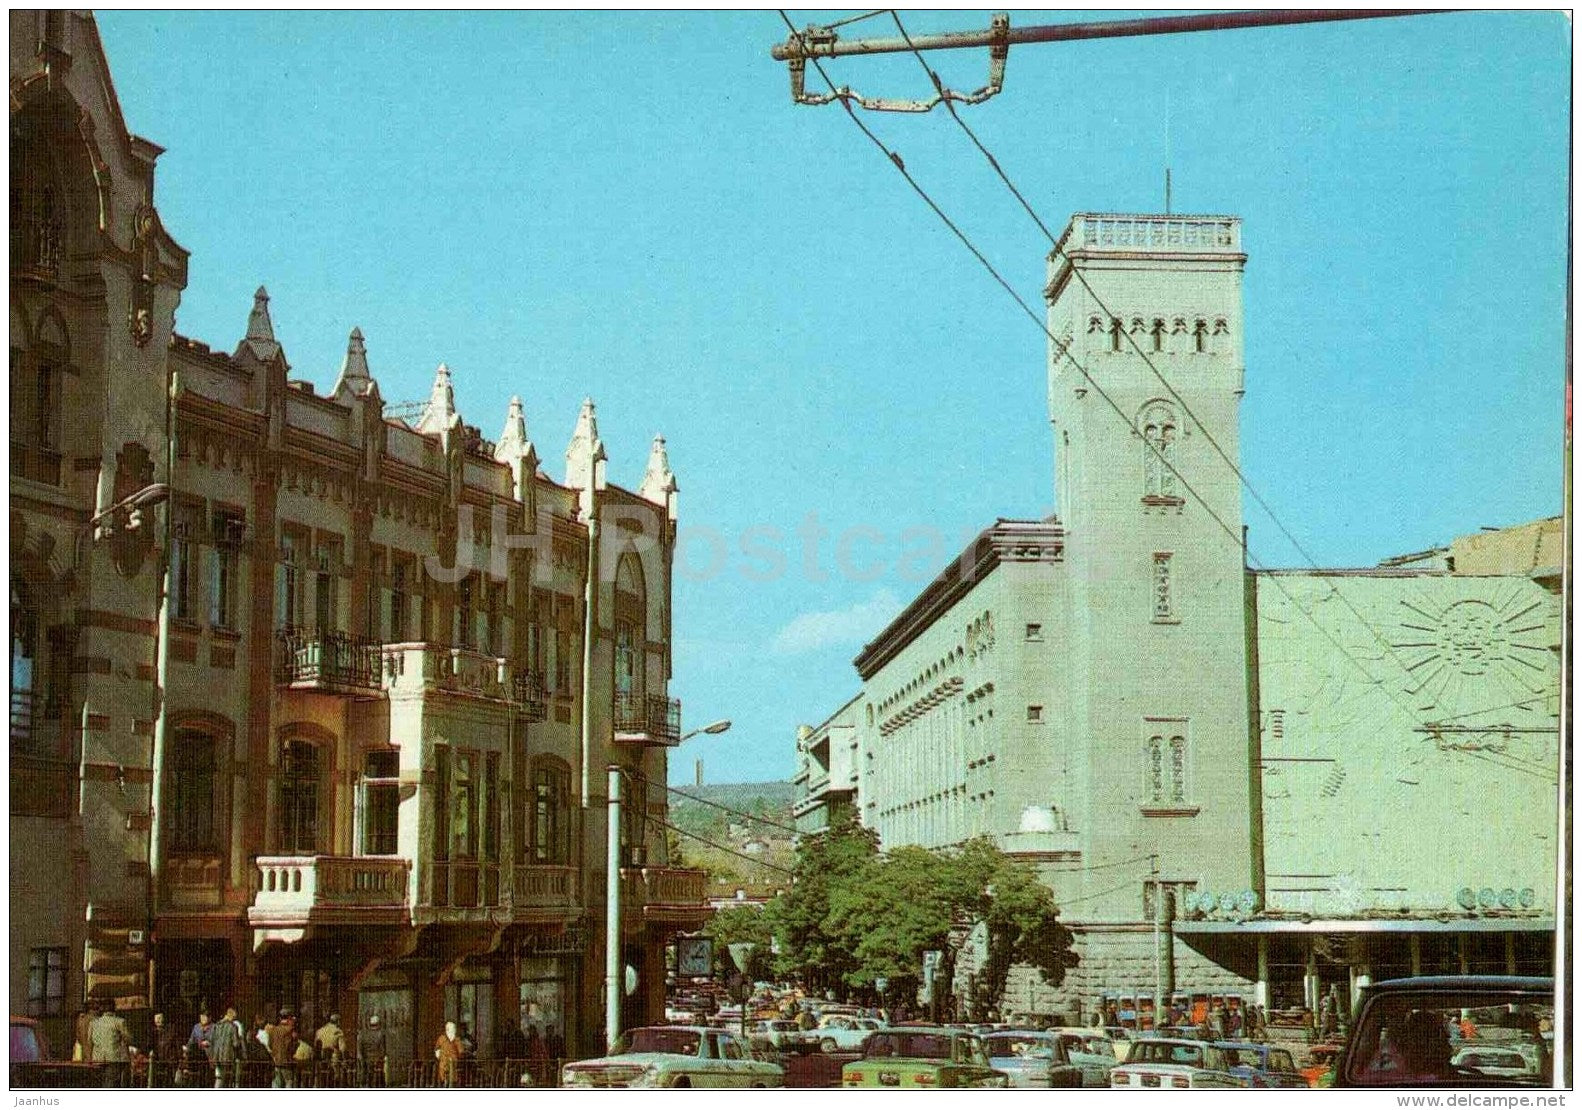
[169,732,216,852]
[614,554,646,703]
[1151,319,1166,352]
[1139,401,1179,500]
[1109,318,1124,353]
[278,739,321,855]
[1193,319,1208,353]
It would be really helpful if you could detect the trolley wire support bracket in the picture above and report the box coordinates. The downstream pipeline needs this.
[783,12,1009,112]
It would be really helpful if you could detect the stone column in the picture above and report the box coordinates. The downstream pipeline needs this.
[1254,934,1270,1008]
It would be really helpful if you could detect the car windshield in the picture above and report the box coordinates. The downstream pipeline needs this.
[865,1033,952,1061]
[620,1029,701,1057]
[1130,1042,1203,1067]
[985,1036,1052,1060]
[1344,992,1553,1087]
[1223,1047,1267,1069]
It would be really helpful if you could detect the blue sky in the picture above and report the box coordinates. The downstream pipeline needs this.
[94,10,1570,785]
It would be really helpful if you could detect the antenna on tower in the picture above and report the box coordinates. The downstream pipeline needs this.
[1164,89,1172,215]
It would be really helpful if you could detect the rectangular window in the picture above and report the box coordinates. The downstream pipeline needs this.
[527,595,544,680]
[170,502,202,621]
[452,751,476,860]
[27,947,66,1017]
[433,746,450,862]
[485,582,503,656]
[209,510,242,630]
[277,531,301,631]
[1143,880,1198,922]
[1025,623,1043,642]
[314,537,341,633]
[1152,553,1174,622]
[532,763,570,865]
[361,748,400,856]
[554,626,572,694]
[615,621,638,698]
[483,752,499,863]
[1026,705,1044,724]
[456,576,475,650]
[390,556,410,642]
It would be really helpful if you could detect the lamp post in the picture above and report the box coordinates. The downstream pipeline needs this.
[679,719,731,742]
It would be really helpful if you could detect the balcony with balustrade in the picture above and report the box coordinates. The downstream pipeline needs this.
[249,855,413,933]
[275,629,383,696]
[620,866,711,929]
[512,669,549,723]
[511,864,580,922]
[612,691,682,747]
[382,643,513,704]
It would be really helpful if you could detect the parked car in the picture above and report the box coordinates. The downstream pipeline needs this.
[1333,977,1554,1088]
[814,1013,882,1054]
[1109,1037,1241,1089]
[1048,1027,1119,1086]
[1101,1026,1134,1061]
[560,1026,784,1089]
[982,1030,1083,1088]
[1450,1046,1537,1080]
[10,1016,103,1088]
[1216,1041,1308,1088]
[842,1028,1009,1089]
[752,1019,809,1050]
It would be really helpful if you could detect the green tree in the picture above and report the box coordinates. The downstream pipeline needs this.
[827,845,954,1003]
[704,904,775,981]
[764,811,878,996]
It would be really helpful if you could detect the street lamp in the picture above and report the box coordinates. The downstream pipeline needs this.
[679,719,731,742]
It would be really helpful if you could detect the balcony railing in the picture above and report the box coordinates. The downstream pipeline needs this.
[621,866,711,925]
[10,755,74,818]
[163,852,224,910]
[512,864,579,915]
[512,670,548,722]
[383,644,511,702]
[249,855,411,929]
[275,629,383,694]
[429,860,502,910]
[612,692,682,746]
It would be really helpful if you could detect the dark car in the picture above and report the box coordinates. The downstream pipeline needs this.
[1334,976,1554,1088]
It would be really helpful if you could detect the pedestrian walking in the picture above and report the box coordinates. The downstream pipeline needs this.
[89,999,135,1088]
[74,1002,101,1063]
[246,1015,274,1087]
[209,1006,245,1088]
[434,1020,464,1088]
[314,1013,346,1063]
[185,1009,215,1087]
[266,1011,298,1088]
[359,1013,387,1088]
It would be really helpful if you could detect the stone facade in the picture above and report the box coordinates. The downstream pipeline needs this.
[10,11,707,1060]
[793,213,1559,1023]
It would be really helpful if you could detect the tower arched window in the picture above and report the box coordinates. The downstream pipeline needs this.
[1109,318,1124,352]
[1151,319,1166,352]
[614,554,646,705]
[1194,319,1208,353]
[1139,401,1180,500]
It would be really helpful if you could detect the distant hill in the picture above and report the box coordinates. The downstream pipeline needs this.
[667,781,796,885]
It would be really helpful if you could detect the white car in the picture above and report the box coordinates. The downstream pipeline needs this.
[753,1019,808,1049]
[1110,1037,1241,1089]
[561,1026,785,1089]
[815,1014,883,1054]
[1451,1046,1536,1079]
[1048,1028,1120,1087]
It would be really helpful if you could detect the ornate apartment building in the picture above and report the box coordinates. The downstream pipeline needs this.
[795,213,1561,1022]
[10,10,708,1061]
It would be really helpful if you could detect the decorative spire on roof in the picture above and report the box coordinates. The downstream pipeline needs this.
[238,284,283,362]
[332,326,375,400]
[415,362,460,436]
[639,434,678,504]
[564,396,607,493]
[495,395,539,504]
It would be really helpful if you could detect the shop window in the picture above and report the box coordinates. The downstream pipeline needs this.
[279,738,320,855]
[27,947,66,1017]
[361,749,400,856]
[169,730,216,852]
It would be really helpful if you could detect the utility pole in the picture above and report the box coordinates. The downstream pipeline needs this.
[606,766,622,1050]
[771,9,1451,109]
